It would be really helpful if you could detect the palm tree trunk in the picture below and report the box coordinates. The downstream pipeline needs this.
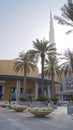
[41,53,45,96]
[51,69,55,97]
[23,67,27,97]
[60,79,63,101]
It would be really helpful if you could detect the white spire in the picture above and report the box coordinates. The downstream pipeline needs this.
[49,10,55,43]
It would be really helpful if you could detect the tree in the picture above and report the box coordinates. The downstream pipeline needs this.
[13,51,37,97]
[58,48,73,101]
[28,38,56,96]
[54,0,73,34]
[44,55,59,97]
[60,48,73,76]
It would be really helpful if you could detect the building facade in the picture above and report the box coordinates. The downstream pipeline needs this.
[0,60,60,101]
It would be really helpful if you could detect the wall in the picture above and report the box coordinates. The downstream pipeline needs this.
[3,80,35,101]
[0,60,39,77]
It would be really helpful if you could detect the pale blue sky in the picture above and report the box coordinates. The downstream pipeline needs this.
[0,0,72,60]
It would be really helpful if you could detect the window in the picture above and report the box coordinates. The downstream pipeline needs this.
[10,87,16,101]
[10,87,16,94]
[26,88,32,94]
[20,88,24,94]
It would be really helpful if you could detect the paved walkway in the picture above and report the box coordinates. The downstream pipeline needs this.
[0,106,73,130]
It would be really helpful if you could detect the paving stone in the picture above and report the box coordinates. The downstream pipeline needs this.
[0,106,73,130]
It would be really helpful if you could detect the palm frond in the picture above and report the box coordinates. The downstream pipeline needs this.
[54,0,73,34]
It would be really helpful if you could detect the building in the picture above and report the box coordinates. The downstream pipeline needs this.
[0,60,60,101]
[56,76,73,101]
[49,10,55,44]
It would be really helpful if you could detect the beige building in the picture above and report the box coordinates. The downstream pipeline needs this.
[0,60,60,101]
[0,60,38,101]
[0,60,39,76]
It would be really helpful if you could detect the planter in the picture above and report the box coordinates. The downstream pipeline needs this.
[50,97,58,106]
[71,114,73,120]
[10,104,27,112]
[13,107,26,112]
[18,96,30,106]
[0,102,9,107]
[51,104,57,109]
[18,101,30,106]
[29,107,53,117]
[29,111,51,117]
[67,105,73,114]
[30,101,47,107]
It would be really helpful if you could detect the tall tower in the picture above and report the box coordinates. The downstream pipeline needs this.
[49,10,55,43]
[49,10,56,97]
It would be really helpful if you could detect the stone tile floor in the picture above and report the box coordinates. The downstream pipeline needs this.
[0,106,73,130]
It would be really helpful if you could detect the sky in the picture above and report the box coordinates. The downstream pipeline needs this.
[0,0,73,61]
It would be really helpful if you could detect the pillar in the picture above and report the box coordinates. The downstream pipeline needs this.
[47,84,51,98]
[35,82,38,99]
[16,80,21,102]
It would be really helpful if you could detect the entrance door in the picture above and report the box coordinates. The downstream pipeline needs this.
[0,85,3,99]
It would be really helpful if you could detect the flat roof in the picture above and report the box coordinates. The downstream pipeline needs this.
[0,74,60,84]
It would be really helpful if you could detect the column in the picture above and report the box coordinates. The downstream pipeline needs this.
[35,82,38,99]
[47,85,51,98]
[16,80,21,102]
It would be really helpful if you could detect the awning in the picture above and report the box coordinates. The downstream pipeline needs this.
[55,90,73,95]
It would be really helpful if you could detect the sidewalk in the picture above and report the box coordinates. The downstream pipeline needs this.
[0,106,73,130]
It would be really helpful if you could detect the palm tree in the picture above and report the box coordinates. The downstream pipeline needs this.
[54,0,73,34]
[57,48,73,101]
[56,67,64,101]
[44,55,59,97]
[60,48,73,76]
[13,51,37,97]
[28,38,56,96]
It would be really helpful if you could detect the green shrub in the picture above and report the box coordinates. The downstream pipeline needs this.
[37,96,48,102]
[19,96,29,101]
[50,97,58,102]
